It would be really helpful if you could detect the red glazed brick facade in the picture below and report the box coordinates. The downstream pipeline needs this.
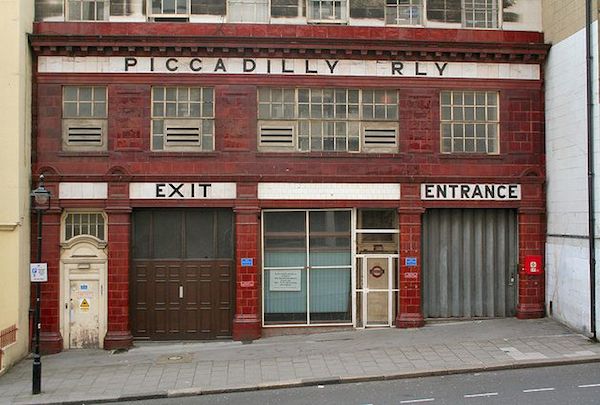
[30,21,547,352]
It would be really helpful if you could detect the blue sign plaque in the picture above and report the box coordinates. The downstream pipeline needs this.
[241,258,254,267]
[405,257,418,267]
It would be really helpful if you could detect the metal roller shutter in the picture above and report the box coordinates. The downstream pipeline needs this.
[422,209,518,318]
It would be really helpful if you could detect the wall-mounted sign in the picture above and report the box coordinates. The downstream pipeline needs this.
[30,263,48,282]
[240,280,255,288]
[241,258,254,267]
[129,182,236,199]
[524,255,543,275]
[269,269,302,292]
[405,257,418,267]
[403,272,419,279]
[421,184,521,201]
[38,57,540,81]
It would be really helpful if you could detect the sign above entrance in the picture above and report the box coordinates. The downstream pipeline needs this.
[38,56,540,81]
[421,184,521,201]
[129,183,236,199]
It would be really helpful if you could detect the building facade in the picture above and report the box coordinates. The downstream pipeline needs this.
[0,1,34,373]
[544,0,600,336]
[32,0,547,352]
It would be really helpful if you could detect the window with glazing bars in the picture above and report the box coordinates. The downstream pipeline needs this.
[63,86,107,118]
[308,0,346,21]
[385,0,421,25]
[151,87,214,151]
[67,0,107,20]
[258,88,398,152]
[64,213,106,241]
[440,91,499,154]
[228,0,269,21]
[463,0,498,28]
[151,0,188,14]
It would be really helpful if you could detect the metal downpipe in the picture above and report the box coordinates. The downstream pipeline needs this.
[586,0,597,342]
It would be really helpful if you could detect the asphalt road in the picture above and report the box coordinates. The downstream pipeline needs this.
[119,362,600,405]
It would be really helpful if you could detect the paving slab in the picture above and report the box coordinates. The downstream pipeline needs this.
[1,318,599,404]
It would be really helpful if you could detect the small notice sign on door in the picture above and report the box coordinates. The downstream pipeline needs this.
[79,298,90,312]
[30,263,48,282]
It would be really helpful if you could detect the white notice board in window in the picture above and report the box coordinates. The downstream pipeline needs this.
[269,270,302,291]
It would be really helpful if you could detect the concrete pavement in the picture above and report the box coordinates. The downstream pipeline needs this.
[1,318,599,404]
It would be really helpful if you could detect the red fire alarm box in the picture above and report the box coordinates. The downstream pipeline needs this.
[524,255,543,275]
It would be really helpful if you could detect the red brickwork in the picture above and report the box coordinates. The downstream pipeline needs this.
[31,22,547,348]
[397,184,425,328]
[232,183,261,341]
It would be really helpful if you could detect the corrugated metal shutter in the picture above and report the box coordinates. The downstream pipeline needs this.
[422,209,518,318]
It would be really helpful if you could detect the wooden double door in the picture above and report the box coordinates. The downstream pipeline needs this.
[130,209,235,340]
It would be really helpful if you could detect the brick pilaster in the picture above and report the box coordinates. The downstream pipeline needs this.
[36,206,64,354]
[103,182,133,349]
[232,183,261,341]
[396,183,425,328]
[516,207,545,319]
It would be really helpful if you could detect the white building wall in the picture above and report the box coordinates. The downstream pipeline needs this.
[545,21,600,335]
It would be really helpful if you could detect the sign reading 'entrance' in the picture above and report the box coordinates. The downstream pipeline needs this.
[129,183,236,199]
[421,184,521,201]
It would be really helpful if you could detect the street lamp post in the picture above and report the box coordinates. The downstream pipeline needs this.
[30,174,51,395]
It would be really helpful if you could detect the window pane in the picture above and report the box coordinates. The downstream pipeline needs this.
[217,209,234,258]
[309,268,351,323]
[153,211,182,258]
[264,268,307,324]
[185,210,214,258]
[133,211,151,258]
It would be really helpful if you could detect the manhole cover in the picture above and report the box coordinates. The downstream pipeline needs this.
[156,353,193,364]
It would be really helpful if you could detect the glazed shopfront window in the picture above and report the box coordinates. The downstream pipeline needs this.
[263,210,352,325]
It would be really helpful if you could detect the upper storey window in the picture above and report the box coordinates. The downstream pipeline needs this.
[62,86,108,151]
[258,88,398,153]
[67,0,109,20]
[385,0,421,25]
[151,87,215,151]
[427,0,498,28]
[229,0,269,22]
[308,0,347,22]
[440,91,499,154]
[34,0,527,30]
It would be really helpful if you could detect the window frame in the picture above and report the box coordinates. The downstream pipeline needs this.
[151,86,215,152]
[66,0,109,21]
[385,0,423,26]
[61,85,108,151]
[227,0,270,22]
[62,211,108,243]
[307,0,348,23]
[439,90,500,155]
[257,87,398,153]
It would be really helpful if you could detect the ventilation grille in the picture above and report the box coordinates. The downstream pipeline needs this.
[260,125,294,148]
[165,120,201,146]
[67,125,103,145]
[364,128,397,147]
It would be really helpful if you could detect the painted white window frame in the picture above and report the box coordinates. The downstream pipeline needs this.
[66,0,109,21]
[151,86,215,152]
[258,88,399,153]
[440,90,500,154]
[307,0,348,23]
[385,0,423,26]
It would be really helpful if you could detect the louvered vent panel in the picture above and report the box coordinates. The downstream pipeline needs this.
[260,126,294,147]
[165,121,201,146]
[364,128,397,147]
[67,126,103,145]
